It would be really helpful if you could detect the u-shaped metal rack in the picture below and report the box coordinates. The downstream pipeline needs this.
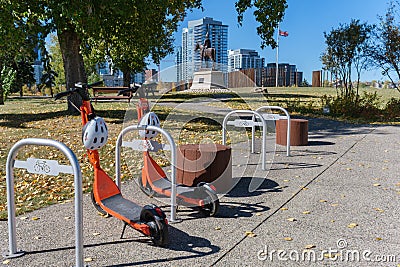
[255,106,291,157]
[4,138,83,267]
[222,110,268,170]
[115,125,179,223]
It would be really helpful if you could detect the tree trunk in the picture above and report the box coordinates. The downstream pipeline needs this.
[123,69,131,87]
[58,26,87,114]
[0,82,3,106]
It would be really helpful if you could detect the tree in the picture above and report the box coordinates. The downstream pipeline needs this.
[47,34,65,87]
[40,49,58,97]
[0,2,43,104]
[369,1,400,93]
[321,19,373,98]
[1,66,16,102]
[235,0,288,49]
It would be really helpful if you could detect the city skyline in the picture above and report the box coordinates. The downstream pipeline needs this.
[156,0,389,83]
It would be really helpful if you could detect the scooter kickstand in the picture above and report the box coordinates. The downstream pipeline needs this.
[120,222,128,239]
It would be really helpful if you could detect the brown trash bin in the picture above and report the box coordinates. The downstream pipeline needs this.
[276,119,308,146]
[176,143,232,193]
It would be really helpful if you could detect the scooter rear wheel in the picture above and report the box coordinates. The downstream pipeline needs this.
[147,219,168,247]
[200,189,220,217]
[140,205,169,247]
[91,191,109,217]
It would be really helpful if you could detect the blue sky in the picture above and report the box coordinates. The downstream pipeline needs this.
[159,0,389,82]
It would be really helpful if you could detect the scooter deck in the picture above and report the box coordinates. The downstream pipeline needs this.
[152,179,208,200]
[101,193,142,222]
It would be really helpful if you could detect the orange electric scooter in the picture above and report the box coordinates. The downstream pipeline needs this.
[55,82,168,246]
[134,98,220,216]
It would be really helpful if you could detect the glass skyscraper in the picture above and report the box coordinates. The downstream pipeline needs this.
[178,17,228,83]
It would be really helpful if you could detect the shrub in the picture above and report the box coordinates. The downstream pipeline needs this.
[319,91,382,119]
[384,97,400,120]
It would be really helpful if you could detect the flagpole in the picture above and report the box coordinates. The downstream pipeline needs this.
[275,24,280,87]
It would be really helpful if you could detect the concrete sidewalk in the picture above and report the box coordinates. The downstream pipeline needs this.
[1,116,399,266]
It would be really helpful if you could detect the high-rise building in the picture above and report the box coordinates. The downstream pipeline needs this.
[227,49,265,72]
[32,46,43,85]
[265,63,303,87]
[145,69,158,82]
[178,17,228,83]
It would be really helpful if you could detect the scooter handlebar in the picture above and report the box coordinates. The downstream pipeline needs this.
[54,88,78,100]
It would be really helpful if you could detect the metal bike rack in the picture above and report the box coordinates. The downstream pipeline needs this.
[255,106,291,156]
[222,110,268,170]
[4,138,84,267]
[115,125,179,223]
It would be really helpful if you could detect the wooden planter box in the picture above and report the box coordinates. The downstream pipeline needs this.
[276,119,308,146]
[176,144,232,193]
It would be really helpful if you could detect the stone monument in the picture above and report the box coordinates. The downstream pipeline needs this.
[189,32,228,92]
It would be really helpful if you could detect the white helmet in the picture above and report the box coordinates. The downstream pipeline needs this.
[138,112,160,139]
[82,117,108,150]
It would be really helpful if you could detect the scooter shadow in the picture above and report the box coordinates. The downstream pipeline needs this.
[156,177,279,220]
[106,225,220,266]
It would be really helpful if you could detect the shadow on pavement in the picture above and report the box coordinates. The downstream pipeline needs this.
[24,224,219,267]
[106,225,220,266]
[226,177,281,198]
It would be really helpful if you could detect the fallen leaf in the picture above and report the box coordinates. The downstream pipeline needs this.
[305,244,316,249]
[374,208,384,213]
[287,218,297,222]
[84,257,93,262]
[347,223,358,228]
[283,237,293,241]
[245,231,257,237]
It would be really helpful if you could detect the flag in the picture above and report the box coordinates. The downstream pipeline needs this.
[279,30,288,37]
